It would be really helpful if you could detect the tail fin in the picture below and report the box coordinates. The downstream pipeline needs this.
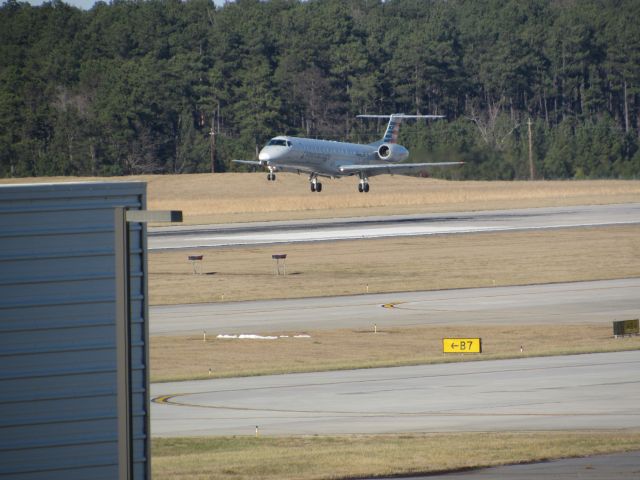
[357,114,445,145]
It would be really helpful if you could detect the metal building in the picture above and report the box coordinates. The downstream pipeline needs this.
[0,182,151,479]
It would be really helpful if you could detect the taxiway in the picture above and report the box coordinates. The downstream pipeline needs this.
[151,350,640,436]
[150,278,640,335]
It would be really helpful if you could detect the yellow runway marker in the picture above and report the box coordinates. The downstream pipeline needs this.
[382,302,403,309]
[153,395,178,404]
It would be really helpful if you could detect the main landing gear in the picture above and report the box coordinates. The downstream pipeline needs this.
[358,176,370,193]
[309,174,323,193]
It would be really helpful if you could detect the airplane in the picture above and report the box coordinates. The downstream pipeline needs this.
[233,114,463,193]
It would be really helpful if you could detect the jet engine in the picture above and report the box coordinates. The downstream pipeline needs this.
[377,143,409,163]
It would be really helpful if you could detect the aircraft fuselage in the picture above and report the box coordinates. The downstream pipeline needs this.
[258,136,408,178]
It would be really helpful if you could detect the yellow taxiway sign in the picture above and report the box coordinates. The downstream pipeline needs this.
[443,338,482,353]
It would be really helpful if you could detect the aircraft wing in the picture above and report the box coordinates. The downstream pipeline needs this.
[232,159,263,167]
[339,162,464,176]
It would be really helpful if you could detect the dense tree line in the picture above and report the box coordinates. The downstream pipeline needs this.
[1,0,640,179]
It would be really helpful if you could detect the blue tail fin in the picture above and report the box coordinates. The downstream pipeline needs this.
[382,115,402,144]
[357,114,445,145]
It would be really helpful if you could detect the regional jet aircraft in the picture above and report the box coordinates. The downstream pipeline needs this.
[233,114,463,193]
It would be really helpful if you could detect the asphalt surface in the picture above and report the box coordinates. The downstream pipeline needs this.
[371,451,640,480]
[151,350,640,437]
[150,278,640,335]
[147,203,640,250]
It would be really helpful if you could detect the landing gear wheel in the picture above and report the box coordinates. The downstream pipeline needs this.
[309,174,322,193]
[358,175,370,193]
[267,173,276,181]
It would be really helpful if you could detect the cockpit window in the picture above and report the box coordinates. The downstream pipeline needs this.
[267,139,290,147]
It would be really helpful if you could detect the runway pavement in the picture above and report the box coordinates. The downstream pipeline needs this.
[151,350,640,437]
[150,278,640,335]
[147,203,640,250]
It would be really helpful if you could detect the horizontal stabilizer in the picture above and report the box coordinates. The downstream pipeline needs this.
[357,114,445,119]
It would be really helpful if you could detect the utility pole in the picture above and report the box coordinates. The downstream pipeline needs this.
[527,117,535,180]
[209,115,216,174]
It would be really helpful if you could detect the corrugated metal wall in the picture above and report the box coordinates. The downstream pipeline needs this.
[0,182,150,479]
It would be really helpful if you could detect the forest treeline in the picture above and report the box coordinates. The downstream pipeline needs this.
[1,0,640,179]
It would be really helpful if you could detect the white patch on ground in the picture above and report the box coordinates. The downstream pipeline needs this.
[216,334,311,340]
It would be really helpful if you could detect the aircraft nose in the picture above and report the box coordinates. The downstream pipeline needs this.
[258,148,272,165]
[258,150,271,163]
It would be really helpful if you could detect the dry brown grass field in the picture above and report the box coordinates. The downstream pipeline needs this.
[2,174,639,224]
[150,323,640,382]
[152,431,640,480]
[149,225,640,305]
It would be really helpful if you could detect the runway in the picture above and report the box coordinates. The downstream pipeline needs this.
[151,350,640,436]
[150,278,640,335]
[147,203,640,250]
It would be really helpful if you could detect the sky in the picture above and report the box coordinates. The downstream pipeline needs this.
[21,0,230,9]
